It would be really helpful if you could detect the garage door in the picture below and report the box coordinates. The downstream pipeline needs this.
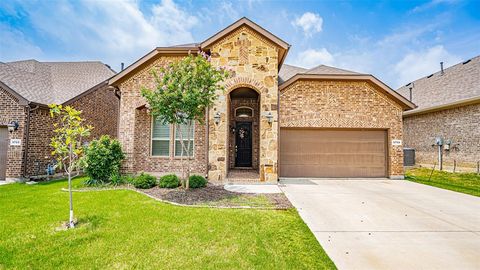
[280,129,387,178]
[0,127,8,180]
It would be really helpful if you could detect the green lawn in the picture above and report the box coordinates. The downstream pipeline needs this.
[0,178,335,269]
[406,168,480,197]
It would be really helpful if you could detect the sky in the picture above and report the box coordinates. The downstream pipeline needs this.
[1,0,479,88]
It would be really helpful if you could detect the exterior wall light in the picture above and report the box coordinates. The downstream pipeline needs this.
[214,112,221,125]
[7,121,19,132]
[265,112,273,124]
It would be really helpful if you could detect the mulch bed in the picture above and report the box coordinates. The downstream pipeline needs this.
[140,184,292,209]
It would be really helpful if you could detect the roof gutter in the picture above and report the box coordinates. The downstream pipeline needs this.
[403,96,480,117]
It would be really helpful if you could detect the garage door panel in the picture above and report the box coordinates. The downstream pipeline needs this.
[280,129,387,178]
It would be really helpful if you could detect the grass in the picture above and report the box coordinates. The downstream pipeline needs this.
[0,177,335,269]
[202,194,274,208]
[406,168,480,197]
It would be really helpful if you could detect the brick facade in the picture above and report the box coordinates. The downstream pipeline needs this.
[117,55,208,176]
[403,103,480,168]
[0,83,118,180]
[132,107,207,176]
[68,83,119,140]
[113,20,410,182]
[0,86,27,180]
[23,84,119,177]
[280,80,405,178]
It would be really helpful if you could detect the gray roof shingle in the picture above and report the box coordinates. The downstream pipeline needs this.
[396,55,480,112]
[0,60,115,104]
[279,64,361,84]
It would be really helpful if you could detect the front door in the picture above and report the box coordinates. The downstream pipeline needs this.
[235,122,252,167]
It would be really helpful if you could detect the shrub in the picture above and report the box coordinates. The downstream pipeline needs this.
[132,173,157,189]
[159,174,180,188]
[84,178,100,186]
[188,175,207,189]
[110,174,125,186]
[122,175,135,185]
[84,135,125,184]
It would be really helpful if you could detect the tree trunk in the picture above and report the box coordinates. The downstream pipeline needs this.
[185,123,192,187]
[178,122,193,189]
[68,143,75,228]
[177,124,185,188]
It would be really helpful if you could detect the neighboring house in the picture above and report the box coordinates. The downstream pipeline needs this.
[397,56,480,170]
[0,60,119,181]
[108,17,415,183]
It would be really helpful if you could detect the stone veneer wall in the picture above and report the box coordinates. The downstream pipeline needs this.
[403,103,480,167]
[117,55,207,175]
[0,86,27,180]
[208,26,280,182]
[280,80,405,178]
[228,97,260,169]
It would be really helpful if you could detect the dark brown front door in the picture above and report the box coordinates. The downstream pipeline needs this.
[235,122,252,167]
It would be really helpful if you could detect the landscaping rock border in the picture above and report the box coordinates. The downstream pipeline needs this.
[63,183,292,210]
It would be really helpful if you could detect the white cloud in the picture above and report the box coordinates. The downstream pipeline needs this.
[290,48,334,68]
[0,24,43,61]
[292,12,323,37]
[394,45,461,85]
[303,21,457,88]
[8,0,198,69]
[411,0,458,13]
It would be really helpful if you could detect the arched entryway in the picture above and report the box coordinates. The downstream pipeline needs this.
[227,87,260,174]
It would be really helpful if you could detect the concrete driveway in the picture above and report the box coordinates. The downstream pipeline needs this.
[280,179,480,270]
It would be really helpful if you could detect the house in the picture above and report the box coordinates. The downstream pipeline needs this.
[0,60,118,181]
[397,56,480,171]
[108,17,415,183]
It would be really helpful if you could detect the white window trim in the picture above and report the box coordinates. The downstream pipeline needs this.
[151,118,171,157]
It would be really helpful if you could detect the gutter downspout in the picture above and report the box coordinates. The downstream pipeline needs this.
[114,87,121,138]
[205,107,209,179]
[22,104,39,179]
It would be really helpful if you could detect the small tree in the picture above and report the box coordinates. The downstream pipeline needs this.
[141,52,230,188]
[49,104,92,228]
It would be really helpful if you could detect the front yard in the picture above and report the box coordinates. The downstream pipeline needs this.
[0,178,335,269]
[406,168,480,197]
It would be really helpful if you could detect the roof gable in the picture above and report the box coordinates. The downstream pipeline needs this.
[110,17,291,86]
[279,73,416,111]
[201,17,289,50]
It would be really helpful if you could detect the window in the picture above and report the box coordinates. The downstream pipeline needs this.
[175,121,194,157]
[152,118,170,156]
[235,107,253,118]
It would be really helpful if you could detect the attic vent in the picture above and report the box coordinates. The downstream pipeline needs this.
[427,74,434,78]
[463,59,471,65]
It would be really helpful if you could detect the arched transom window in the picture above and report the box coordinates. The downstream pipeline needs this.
[235,107,254,118]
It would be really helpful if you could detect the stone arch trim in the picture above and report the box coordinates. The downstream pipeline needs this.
[224,77,266,95]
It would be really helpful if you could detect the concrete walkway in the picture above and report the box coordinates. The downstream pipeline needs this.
[280,179,480,270]
[224,184,282,194]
